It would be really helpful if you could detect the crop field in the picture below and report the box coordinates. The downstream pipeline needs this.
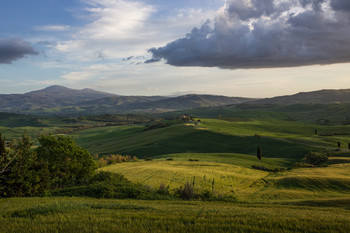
[1,197,350,233]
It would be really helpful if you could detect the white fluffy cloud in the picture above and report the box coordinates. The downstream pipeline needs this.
[147,0,350,69]
[54,0,155,61]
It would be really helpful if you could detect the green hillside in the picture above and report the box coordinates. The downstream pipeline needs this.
[74,122,313,163]
[100,150,350,202]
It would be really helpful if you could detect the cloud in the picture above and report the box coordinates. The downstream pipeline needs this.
[34,25,71,31]
[0,38,38,64]
[147,0,350,69]
[54,0,155,61]
[330,0,350,12]
[51,0,219,63]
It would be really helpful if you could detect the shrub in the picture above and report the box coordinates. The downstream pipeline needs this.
[175,182,195,200]
[156,183,170,195]
[304,152,328,166]
[293,162,314,168]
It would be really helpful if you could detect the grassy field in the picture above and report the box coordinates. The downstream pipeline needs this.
[102,158,268,198]
[1,197,350,233]
[100,150,350,202]
[2,104,350,232]
[165,103,350,125]
[73,120,318,162]
[0,126,59,140]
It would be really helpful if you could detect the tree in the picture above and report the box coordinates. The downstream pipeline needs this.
[257,146,262,167]
[0,133,11,174]
[36,135,97,188]
[0,134,50,197]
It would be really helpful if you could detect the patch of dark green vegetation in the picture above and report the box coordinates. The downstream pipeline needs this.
[8,203,72,219]
[275,177,350,192]
[251,165,287,172]
[86,203,153,211]
[52,172,159,199]
[294,151,329,167]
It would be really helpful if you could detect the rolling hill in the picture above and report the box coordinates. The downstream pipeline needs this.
[0,85,254,115]
[1,86,350,115]
[0,85,116,111]
[246,88,350,105]
[79,94,254,114]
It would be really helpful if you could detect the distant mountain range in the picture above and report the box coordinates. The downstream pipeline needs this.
[247,89,350,105]
[0,85,115,112]
[0,85,254,115]
[0,86,349,115]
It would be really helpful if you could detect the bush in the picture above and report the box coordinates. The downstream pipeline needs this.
[156,183,170,195]
[304,152,328,166]
[293,162,314,168]
[174,182,195,200]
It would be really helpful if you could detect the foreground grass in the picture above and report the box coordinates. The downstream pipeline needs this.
[1,197,350,233]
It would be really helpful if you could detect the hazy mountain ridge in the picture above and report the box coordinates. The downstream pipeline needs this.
[247,89,350,105]
[0,86,255,114]
[0,86,349,115]
[0,85,116,111]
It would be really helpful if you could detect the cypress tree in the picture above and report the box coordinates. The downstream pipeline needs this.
[257,146,262,167]
[0,133,5,157]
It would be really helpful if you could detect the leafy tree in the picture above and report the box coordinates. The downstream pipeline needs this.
[0,134,50,197]
[257,146,262,167]
[0,133,10,174]
[36,135,97,188]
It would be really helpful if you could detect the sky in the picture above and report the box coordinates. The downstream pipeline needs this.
[0,0,350,98]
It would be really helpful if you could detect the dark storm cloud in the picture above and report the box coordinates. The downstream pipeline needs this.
[0,38,38,64]
[147,0,350,69]
[226,0,275,20]
[331,0,350,12]
[299,0,326,11]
